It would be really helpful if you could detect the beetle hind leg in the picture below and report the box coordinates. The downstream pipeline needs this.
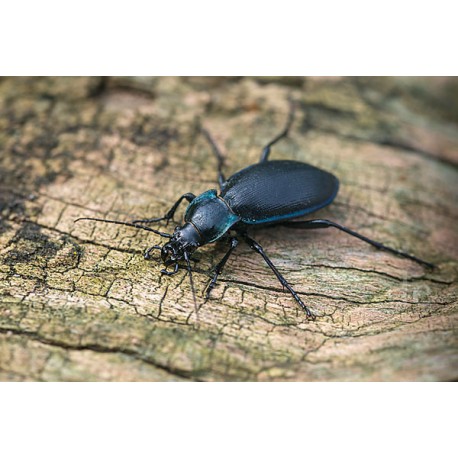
[201,128,226,190]
[205,237,239,299]
[259,99,296,162]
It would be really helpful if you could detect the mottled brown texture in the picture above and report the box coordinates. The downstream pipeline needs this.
[0,76,457,381]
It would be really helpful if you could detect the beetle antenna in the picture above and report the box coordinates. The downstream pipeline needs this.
[184,251,199,321]
[74,217,172,238]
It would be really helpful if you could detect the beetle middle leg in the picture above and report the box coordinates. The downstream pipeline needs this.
[281,219,434,268]
[259,100,296,162]
[240,233,315,319]
[132,193,196,225]
[205,237,239,299]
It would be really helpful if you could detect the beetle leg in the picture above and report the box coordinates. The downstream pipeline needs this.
[205,237,239,299]
[281,219,435,269]
[132,193,196,225]
[259,99,296,162]
[160,262,179,276]
[201,128,226,189]
[240,233,315,319]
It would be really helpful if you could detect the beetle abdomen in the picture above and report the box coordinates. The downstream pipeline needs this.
[220,160,339,224]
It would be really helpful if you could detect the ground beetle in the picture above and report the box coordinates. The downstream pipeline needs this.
[76,102,434,319]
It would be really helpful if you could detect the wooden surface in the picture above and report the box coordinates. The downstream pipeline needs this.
[0,76,457,381]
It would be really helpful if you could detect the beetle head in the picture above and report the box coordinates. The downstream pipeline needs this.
[160,222,201,265]
[159,223,201,315]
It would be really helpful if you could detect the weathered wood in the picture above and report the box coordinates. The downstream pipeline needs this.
[0,76,457,381]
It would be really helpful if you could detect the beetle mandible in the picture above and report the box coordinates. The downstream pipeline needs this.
[76,102,434,319]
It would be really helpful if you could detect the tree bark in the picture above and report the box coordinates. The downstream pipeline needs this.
[0,76,457,381]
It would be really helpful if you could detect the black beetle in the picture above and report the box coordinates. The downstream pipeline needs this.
[76,102,433,319]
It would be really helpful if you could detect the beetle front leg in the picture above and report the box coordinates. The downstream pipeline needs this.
[132,193,196,225]
[205,237,239,299]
